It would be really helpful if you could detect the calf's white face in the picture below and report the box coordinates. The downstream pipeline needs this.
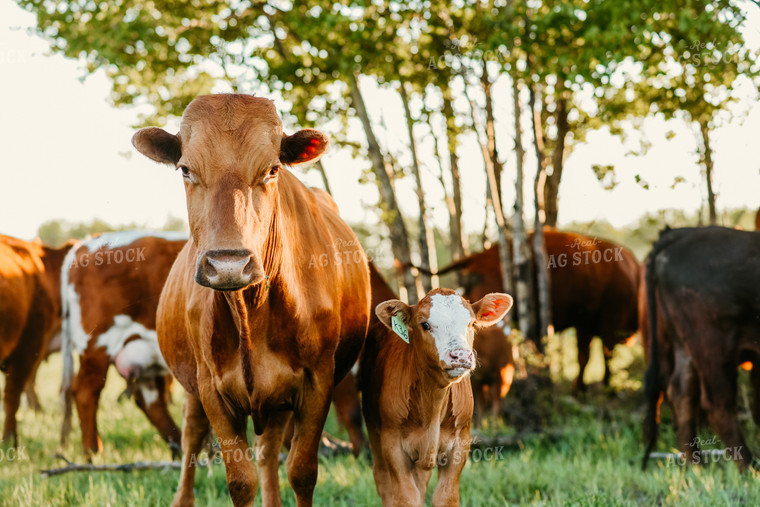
[427,294,478,377]
[376,289,513,379]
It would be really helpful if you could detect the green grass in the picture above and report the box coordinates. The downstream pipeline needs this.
[2,334,759,506]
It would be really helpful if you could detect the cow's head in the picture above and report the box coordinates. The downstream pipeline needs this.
[132,94,327,290]
[376,289,513,380]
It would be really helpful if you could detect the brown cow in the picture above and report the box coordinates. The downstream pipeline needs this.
[132,94,371,506]
[470,322,515,428]
[433,229,639,393]
[0,235,72,445]
[59,231,186,458]
[642,227,760,471]
[361,288,512,506]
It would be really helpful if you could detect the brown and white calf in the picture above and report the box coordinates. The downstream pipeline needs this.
[0,235,73,446]
[132,94,371,506]
[361,288,513,506]
[59,231,187,458]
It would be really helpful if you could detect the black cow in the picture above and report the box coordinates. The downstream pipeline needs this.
[642,226,760,471]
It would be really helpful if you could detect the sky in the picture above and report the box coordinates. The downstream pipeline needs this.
[2,1,760,243]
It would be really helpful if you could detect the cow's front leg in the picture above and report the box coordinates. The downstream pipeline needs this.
[172,392,210,507]
[287,373,333,506]
[257,410,292,507]
[199,387,257,506]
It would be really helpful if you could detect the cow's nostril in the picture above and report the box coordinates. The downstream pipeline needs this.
[205,259,218,277]
[242,257,256,277]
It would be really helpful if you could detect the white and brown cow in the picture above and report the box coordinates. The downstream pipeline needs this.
[59,231,187,458]
[132,94,371,506]
[361,288,513,507]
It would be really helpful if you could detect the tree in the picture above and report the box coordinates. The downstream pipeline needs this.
[589,0,759,224]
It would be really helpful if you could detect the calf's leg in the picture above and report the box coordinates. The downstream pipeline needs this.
[432,434,470,507]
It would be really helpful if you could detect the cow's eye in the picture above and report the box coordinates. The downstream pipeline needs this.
[269,165,280,178]
[179,165,192,180]
[421,322,431,331]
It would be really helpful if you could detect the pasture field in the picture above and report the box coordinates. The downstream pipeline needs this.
[1,334,759,506]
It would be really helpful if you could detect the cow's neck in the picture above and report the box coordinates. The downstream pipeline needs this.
[221,197,285,399]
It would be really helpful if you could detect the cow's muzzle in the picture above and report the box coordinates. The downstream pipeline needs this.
[444,348,475,378]
[195,249,263,290]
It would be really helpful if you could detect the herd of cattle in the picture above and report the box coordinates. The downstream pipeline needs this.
[1,94,759,505]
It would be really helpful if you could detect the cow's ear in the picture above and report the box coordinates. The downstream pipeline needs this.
[375,299,412,331]
[472,293,513,327]
[132,127,182,165]
[280,129,328,165]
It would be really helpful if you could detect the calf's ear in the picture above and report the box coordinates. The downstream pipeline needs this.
[375,299,411,331]
[280,129,328,165]
[472,293,513,327]
[132,127,182,165]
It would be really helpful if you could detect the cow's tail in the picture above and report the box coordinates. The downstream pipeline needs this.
[399,255,473,278]
[641,228,676,469]
[59,240,81,446]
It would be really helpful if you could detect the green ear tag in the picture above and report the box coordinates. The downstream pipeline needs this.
[391,314,410,344]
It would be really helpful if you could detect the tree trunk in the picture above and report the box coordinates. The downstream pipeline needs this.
[348,73,418,302]
[699,119,717,225]
[425,103,460,270]
[463,81,513,298]
[510,75,536,342]
[528,83,552,346]
[482,60,504,199]
[314,160,333,197]
[543,94,569,228]
[400,83,438,292]
[441,91,469,260]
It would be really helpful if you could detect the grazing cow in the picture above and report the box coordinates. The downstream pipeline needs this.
[59,231,186,458]
[470,322,515,428]
[132,94,371,506]
[642,227,760,471]
[432,229,640,392]
[0,235,73,445]
[361,288,512,506]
